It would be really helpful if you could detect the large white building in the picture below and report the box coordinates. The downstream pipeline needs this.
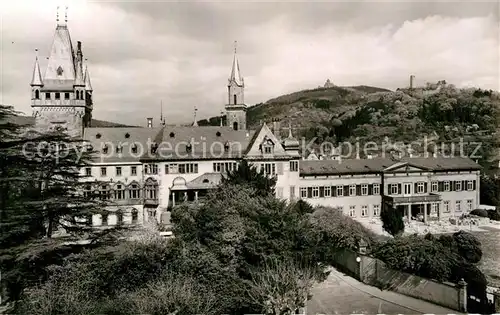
[26,18,482,228]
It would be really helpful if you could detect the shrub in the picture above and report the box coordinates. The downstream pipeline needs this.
[438,231,482,263]
[380,206,404,237]
[487,209,500,221]
[470,209,489,217]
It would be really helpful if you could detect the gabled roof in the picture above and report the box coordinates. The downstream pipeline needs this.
[186,172,223,189]
[300,156,481,176]
[145,126,255,161]
[245,123,290,159]
[43,24,76,88]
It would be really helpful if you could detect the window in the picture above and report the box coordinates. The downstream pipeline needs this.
[262,163,276,176]
[45,92,51,99]
[349,206,356,217]
[55,92,60,100]
[417,182,425,194]
[336,186,344,197]
[114,184,125,200]
[324,186,331,197]
[131,145,138,154]
[64,92,70,100]
[116,167,122,176]
[349,184,356,196]
[467,199,473,211]
[233,94,237,105]
[467,180,473,191]
[361,184,368,196]
[300,187,307,198]
[361,205,368,217]
[102,145,108,154]
[145,164,158,175]
[455,200,461,212]
[83,184,93,198]
[456,181,462,191]
[100,167,107,177]
[431,181,438,192]
[101,213,108,226]
[264,146,272,154]
[373,205,380,216]
[444,181,450,192]
[145,181,158,199]
[444,201,450,212]
[169,164,179,174]
[131,209,138,224]
[431,203,438,214]
[276,187,283,198]
[99,185,111,200]
[131,166,137,176]
[34,90,40,99]
[178,163,198,174]
[116,145,123,153]
[312,187,319,198]
[373,184,380,195]
[85,167,91,176]
[128,184,140,199]
[116,212,123,225]
[290,160,299,172]
[390,184,398,195]
[290,186,296,199]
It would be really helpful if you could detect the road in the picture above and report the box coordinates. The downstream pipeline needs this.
[307,268,463,314]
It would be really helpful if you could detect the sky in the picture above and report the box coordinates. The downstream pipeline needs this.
[1,0,499,126]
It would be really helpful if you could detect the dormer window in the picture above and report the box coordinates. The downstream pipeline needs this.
[261,137,274,155]
[116,145,123,153]
[56,66,63,76]
[150,142,158,154]
[264,146,272,154]
[224,141,230,152]
[186,143,192,153]
[131,144,138,154]
[86,143,93,151]
[102,145,108,154]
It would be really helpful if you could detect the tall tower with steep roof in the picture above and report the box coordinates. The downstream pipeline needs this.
[225,41,247,131]
[30,9,93,138]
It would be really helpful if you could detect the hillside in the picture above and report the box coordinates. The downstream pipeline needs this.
[198,83,500,171]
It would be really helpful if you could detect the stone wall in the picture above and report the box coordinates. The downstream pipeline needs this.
[330,248,467,312]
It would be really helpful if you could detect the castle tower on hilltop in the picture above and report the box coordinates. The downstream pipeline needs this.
[225,41,247,131]
[31,8,93,138]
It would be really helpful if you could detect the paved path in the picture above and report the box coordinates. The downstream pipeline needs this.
[308,268,463,314]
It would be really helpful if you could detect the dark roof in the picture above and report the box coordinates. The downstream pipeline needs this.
[145,126,255,161]
[300,156,481,176]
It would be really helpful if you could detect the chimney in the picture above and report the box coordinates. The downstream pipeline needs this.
[410,75,415,89]
[147,117,153,128]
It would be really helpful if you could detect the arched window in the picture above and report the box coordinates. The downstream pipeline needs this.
[233,122,238,131]
[99,184,111,200]
[145,178,158,200]
[131,208,139,224]
[34,90,40,99]
[234,94,237,105]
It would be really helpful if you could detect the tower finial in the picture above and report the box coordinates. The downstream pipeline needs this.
[35,48,38,59]
[56,6,60,23]
[234,40,237,54]
[192,107,198,127]
[65,6,68,23]
[220,111,224,127]
[288,122,293,138]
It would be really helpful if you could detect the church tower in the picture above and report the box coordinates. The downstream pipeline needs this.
[31,8,93,138]
[225,42,247,131]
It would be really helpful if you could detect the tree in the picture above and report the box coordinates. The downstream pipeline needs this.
[222,160,277,197]
[380,206,404,237]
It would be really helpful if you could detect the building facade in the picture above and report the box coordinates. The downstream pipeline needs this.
[28,18,482,228]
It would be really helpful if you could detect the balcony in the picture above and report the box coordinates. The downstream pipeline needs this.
[384,193,441,205]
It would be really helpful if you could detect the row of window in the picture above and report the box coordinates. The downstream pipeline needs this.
[100,211,139,226]
[88,166,138,177]
[213,162,239,173]
[343,205,381,217]
[85,182,158,200]
[444,200,473,212]
[34,91,86,100]
[388,180,476,195]
[300,184,381,198]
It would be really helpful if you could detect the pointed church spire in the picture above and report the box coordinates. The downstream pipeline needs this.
[192,107,198,127]
[31,49,43,86]
[229,40,243,86]
[84,62,92,91]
